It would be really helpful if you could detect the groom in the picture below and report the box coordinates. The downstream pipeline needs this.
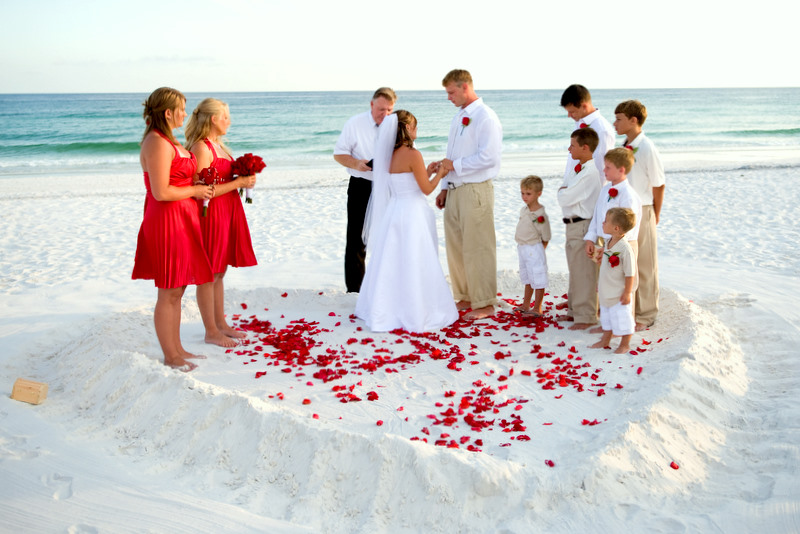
[433,69,503,320]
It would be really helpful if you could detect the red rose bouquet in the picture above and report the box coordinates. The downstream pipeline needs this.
[232,153,266,204]
[198,166,220,216]
[607,187,618,202]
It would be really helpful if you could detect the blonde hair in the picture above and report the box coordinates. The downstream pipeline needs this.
[142,87,185,145]
[394,110,417,150]
[604,147,635,174]
[606,207,636,233]
[520,175,543,192]
[185,98,231,156]
[373,87,397,103]
[442,69,473,87]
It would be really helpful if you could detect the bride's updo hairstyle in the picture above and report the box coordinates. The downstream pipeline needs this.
[142,87,185,145]
[394,110,417,150]
[185,98,232,156]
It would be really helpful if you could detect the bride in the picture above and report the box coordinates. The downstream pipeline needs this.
[355,111,459,333]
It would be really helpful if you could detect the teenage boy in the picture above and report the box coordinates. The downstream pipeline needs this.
[561,84,615,185]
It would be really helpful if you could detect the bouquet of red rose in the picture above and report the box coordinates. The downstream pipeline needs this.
[198,166,220,216]
[232,153,266,204]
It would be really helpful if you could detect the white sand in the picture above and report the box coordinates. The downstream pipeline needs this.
[1,158,799,533]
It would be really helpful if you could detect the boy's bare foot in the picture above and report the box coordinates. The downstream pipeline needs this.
[614,345,631,354]
[635,323,649,332]
[568,323,593,331]
[205,332,238,348]
[456,300,472,311]
[589,341,610,349]
[464,305,494,320]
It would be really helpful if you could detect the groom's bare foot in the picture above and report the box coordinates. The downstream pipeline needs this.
[456,300,471,311]
[464,305,494,320]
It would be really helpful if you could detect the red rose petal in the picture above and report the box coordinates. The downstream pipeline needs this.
[545,459,555,467]
[670,461,680,470]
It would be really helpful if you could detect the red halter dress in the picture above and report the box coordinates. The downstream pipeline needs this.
[198,139,257,273]
[132,131,213,288]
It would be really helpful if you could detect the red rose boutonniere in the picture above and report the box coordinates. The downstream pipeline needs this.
[574,163,582,173]
[605,251,621,267]
[579,122,588,129]
[198,166,220,216]
[460,116,471,136]
[536,215,545,224]
[624,144,639,155]
[232,153,266,204]
[607,187,619,202]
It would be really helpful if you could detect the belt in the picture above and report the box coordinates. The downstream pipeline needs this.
[562,216,586,224]
[447,182,465,190]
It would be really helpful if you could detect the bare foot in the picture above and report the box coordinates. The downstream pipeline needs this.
[165,358,198,372]
[568,323,594,331]
[589,341,610,349]
[184,353,207,360]
[521,309,542,317]
[464,306,494,320]
[614,345,631,354]
[456,300,472,311]
[556,314,574,322]
[555,301,569,310]
[513,305,531,313]
[589,326,605,334]
[635,323,649,332]
[221,326,247,339]
[205,332,238,348]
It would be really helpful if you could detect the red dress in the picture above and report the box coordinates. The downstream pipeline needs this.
[132,131,213,288]
[198,139,257,273]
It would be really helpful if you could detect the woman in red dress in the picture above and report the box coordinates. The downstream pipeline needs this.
[185,98,258,347]
[132,87,215,372]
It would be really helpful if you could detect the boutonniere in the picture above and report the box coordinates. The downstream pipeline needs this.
[624,144,639,154]
[574,163,582,173]
[605,251,621,267]
[579,122,588,129]
[607,187,618,202]
[460,116,471,136]
[536,215,545,224]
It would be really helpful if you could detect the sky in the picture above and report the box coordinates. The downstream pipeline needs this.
[1,0,796,93]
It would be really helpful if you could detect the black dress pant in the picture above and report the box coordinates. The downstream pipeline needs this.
[345,176,372,292]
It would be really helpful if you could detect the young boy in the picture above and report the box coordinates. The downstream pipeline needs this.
[514,175,551,316]
[584,148,642,265]
[590,207,637,354]
[557,127,602,330]
[614,100,665,330]
[560,84,616,184]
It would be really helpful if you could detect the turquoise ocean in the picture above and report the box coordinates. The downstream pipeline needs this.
[0,88,798,177]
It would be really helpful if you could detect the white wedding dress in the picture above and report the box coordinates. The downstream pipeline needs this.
[355,171,458,333]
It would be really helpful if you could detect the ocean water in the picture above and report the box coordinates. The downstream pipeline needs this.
[0,88,798,177]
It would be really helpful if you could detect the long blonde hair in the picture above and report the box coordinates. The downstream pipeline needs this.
[142,87,185,145]
[185,98,231,156]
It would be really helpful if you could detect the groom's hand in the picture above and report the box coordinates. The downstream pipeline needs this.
[435,190,447,209]
[440,158,455,172]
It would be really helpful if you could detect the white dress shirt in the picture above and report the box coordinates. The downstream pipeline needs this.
[333,110,380,180]
[557,159,602,219]
[442,98,503,188]
[564,109,615,184]
[624,132,665,206]
[584,179,643,243]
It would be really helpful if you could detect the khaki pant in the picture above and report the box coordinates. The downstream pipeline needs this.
[635,205,659,326]
[443,181,497,309]
[565,219,598,324]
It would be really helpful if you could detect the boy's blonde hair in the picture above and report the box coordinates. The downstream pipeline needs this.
[520,175,543,192]
[615,100,648,126]
[606,207,636,233]
[604,147,635,174]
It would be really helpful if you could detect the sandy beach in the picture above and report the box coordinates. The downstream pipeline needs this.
[1,154,799,532]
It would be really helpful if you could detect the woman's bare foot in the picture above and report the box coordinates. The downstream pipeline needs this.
[205,332,238,348]
[456,300,471,311]
[521,309,542,317]
[513,305,531,313]
[464,305,494,320]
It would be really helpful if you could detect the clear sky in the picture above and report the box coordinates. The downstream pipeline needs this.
[1,0,796,93]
